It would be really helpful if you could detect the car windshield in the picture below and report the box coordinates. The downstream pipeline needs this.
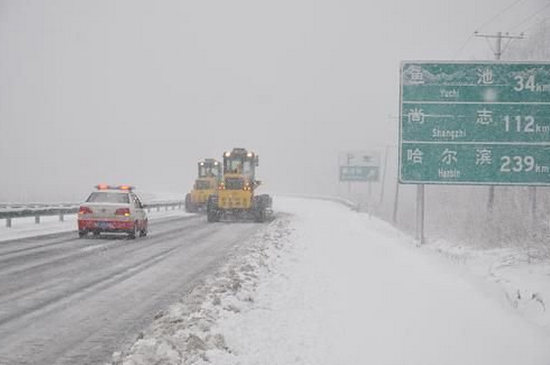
[86,192,129,204]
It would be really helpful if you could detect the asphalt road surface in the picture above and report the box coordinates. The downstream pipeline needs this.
[0,215,264,365]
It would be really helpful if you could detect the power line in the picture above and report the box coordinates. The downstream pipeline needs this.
[453,33,476,59]
[477,0,528,31]
[517,17,544,34]
[508,1,550,32]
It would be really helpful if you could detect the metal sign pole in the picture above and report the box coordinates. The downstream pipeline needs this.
[367,181,372,215]
[368,181,372,197]
[379,145,389,205]
[530,186,537,228]
[392,181,399,224]
[416,184,425,244]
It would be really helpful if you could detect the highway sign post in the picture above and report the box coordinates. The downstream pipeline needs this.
[399,61,550,244]
[400,62,550,186]
[339,151,380,182]
[339,151,380,206]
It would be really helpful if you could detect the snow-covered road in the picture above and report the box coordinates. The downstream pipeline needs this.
[118,197,550,365]
[2,197,549,365]
[0,214,265,365]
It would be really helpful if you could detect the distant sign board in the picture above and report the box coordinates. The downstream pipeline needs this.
[399,61,550,186]
[339,151,380,182]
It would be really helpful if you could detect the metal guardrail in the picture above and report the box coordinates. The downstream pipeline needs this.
[0,201,185,228]
[143,201,185,212]
[0,203,78,209]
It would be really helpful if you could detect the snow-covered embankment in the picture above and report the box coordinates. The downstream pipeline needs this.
[114,197,550,365]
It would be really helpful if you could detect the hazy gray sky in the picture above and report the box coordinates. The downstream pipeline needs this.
[0,0,545,201]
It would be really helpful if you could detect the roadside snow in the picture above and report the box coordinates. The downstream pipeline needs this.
[424,239,550,330]
[113,197,550,365]
[0,215,79,242]
[0,209,194,242]
[111,214,295,365]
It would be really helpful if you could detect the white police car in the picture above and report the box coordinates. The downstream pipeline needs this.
[78,185,148,239]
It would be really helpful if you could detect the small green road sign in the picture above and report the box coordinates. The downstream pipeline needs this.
[340,166,379,182]
[339,151,380,182]
[400,61,550,186]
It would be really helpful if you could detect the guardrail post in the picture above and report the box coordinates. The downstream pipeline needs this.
[35,216,40,224]
[6,218,12,228]
[59,214,64,222]
[157,206,160,212]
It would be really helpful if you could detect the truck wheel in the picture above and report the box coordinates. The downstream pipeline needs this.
[255,208,266,223]
[206,195,219,222]
[185,194,194,213]
[207,210,218,223]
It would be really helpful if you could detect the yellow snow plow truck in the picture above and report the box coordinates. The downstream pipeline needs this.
[207,148,272,222]
[185,158,222,213]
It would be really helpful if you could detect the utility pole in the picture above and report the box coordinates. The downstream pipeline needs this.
[474,31,525,211]
[474,31,524,61]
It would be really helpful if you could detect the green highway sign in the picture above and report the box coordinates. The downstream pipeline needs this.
[402,103,550,143]
[340,166,379,182]
[339,151,380,182]
[402,143,550,185]
[400,61,550,186]
[402,63,550,103]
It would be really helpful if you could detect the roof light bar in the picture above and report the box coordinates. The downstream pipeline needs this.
[95,184,135,191]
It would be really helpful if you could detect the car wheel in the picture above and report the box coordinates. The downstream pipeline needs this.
[128,222,138,239]
[140,221,148,237]
[78,230,87,238]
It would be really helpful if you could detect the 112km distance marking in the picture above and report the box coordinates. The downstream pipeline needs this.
[503,115,550,134]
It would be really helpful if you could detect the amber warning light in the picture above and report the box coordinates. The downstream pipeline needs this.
[95,185,135,191]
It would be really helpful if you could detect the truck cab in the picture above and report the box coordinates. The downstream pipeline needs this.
[185,159,222,212]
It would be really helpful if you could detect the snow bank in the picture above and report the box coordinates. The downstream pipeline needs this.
[112,197,550,365]
[425,239,550,331]
[111,214,295,365]
[0,191,191,242]
[0,209,193,242]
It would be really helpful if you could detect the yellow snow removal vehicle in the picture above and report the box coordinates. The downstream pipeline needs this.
[185,158,222,213]
[206,148,272,222]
